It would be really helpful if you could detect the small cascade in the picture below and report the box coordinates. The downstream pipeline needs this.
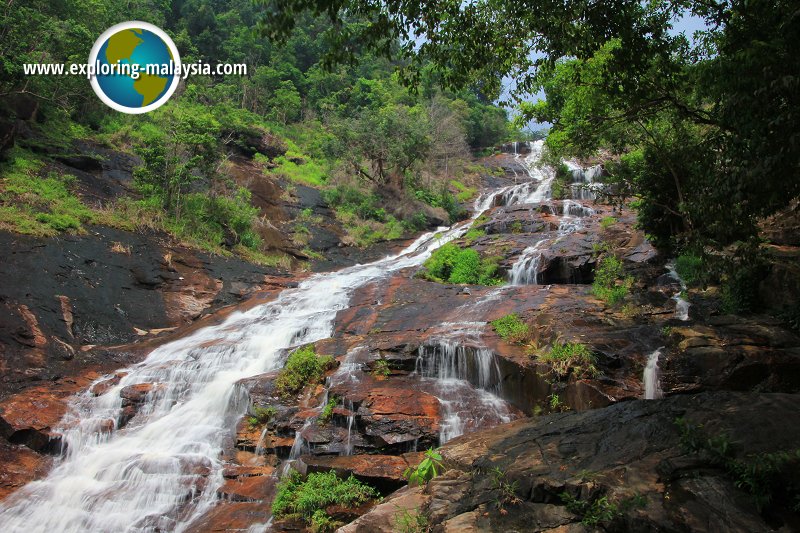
[565,161,604,201]
[508,199,593,285]
[643,347,665,400]
[509,240,545,285]
[666,264,691,321]
[414,325,513,444]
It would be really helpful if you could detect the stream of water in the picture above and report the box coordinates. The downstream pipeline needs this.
[0,172,546,532]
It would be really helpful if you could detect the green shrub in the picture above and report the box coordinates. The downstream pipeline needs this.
[721,264,762,314]
[318,397,337,425]
[268,153,327,186]
[371,359,391,377]
[463,228,485,243]
[404,448,445,486]
[0,150,95,236]
[600,216,617,229]
[248,405,277,428]
[394,508,429,533]
[272,471,380,526]
[491,314,530,344]
[311,509,338,532]
[422,243,503,285]
[450,179,477,202]
[592,255,633,305]
[539,341,598,378]
[275,345,335,398]
[675,254,704,286]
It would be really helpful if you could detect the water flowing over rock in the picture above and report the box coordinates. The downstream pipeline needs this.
[0,186,514,532]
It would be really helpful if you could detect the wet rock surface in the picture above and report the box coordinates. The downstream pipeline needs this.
[349,392,800,532]
[2,148,799,533]
[0,227,292,397]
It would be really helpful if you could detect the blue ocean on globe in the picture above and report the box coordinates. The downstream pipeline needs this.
[95,28,173,109]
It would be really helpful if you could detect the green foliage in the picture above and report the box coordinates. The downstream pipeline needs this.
[270,153,327,186]
[422,243,503,286]
[318,397,337,425]
[248,405,277,428]
[310,509,338,533]
[490,314,530,345]
[600,216,617,229]
[450,179,476,202]
[548,393,565,411]
[0,150,94,236]
[413,186,464,223]
[675,254,705,286]
[404,448,445,486]
[592,255,633,305]
[323,186,388,222]
[509,221,523,234]
[675,418,800,511]
[490,467,521,510]
[272,470,379,524]
[561,491,646,527]
[371,359,391,377]
[463,228,485,244]
[720,263,763,314]
[539,341,598,379]
[275,345,335,399]
[394,508,429,533]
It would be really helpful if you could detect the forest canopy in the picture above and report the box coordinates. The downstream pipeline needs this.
[259,0,800,255]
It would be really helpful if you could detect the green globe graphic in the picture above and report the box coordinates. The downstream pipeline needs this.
[93,25,178,112]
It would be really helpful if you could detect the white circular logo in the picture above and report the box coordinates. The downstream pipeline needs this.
[88,21,182,114]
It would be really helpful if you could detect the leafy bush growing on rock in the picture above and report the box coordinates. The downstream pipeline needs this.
[371,359,391,377]
[275,345,335,398]
[272,470,380,530]
[422,243,503,285]
[539,341,599,379]
[675,253,705,286]
[318,397,337,425]
[491,314,530,344]
[248,405,277,428]
[592,255,633,305]
[404,448,445,486]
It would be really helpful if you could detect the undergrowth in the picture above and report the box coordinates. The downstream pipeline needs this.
[272,470,380,531]
[275,345,335,398]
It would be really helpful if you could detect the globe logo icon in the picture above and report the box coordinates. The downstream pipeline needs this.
[88,22,181,114]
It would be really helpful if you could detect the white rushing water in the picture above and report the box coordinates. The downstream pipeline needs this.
[504,142,595,285]
[643,347,665,400]
[666,263,691,321]
[0,186,515,533]
[414,323,512,443]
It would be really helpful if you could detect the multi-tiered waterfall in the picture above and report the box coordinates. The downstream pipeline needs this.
[506,141,597,285]
[0,173,537,532]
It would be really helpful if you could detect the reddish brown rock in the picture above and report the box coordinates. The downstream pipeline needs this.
[217,471,276,502]
[0,441,52,500]
[299,453,422,492]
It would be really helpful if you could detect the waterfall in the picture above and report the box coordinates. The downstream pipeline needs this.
[0,186,514,532]
[413,324,512,444]
[509,240,546,285]
[643,347,665,399]
[666,264,690,321]
[508,199,593,285]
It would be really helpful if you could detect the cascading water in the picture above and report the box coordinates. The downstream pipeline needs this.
[564,161,604,201]
[509,240,546,285]
[0,186,513,533]
[643,347,665,399]
[666,263,690,321]
[413,323,513,443]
